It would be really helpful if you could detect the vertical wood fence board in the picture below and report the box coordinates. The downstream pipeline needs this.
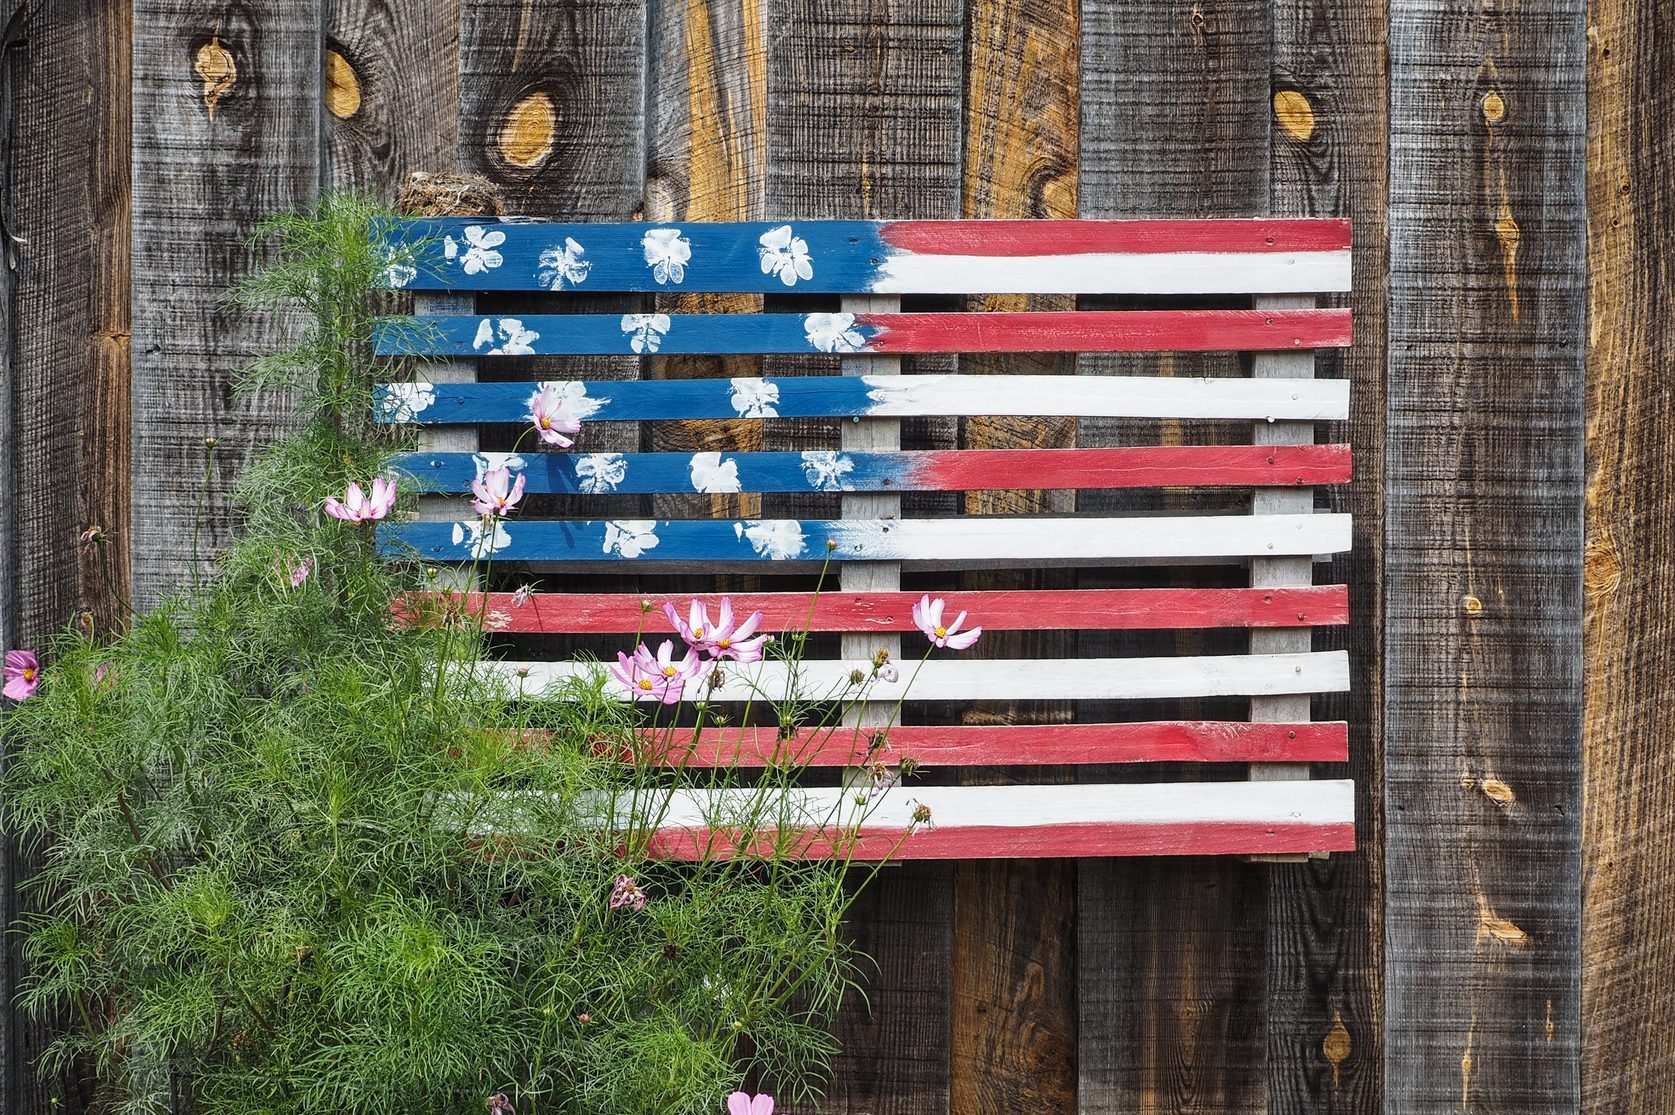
[646,0,767,525]
[457,0,647,534]
[763,2,962,1110]
[1384,3,1584,1111]
[1076,2,1273,1110]
[4,2,132,1108]
[325,0,462,196]
[1581,3,1675,1111]
[130,0,322,606]
[950,2,1079,1113]
[1266,2,1387,1111]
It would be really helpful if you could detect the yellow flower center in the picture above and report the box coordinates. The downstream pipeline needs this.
[538,416,552,429]
[22,667,36,681]
[934,625,947,637]
[662,666,678,678]
[691,628,703,639]
[718,639,730,649]
[637,678,654,690]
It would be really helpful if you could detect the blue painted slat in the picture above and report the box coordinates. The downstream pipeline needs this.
[374,313,882,357]
[388,449,910,495]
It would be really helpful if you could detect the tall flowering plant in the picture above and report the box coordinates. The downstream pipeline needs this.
[0,195,979,1115]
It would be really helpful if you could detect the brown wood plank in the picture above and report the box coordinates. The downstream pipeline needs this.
[4,2,133,1108]
[950,2,1079,1113]
[1264,2,1386,1111]
[1075,2,1274,1111]
[1582,4,1675,1110]
[325,0,461,196]
[1384,3,1584,1111]
[130,0,322,606]
[761,2,963,1110]
[646,0,767,524]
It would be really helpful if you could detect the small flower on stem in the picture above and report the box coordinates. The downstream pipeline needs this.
[911,595,982,650]
[274,554,312,588]
[93,662,116,690]
[728,1092,774,1115]
[529,384,583,448]
[324,477,398,524]
[4,651,39,701]
[78,524,106,556]
[608,640,704,705]
[665,597,770,663]
[609,874,647,912]
[486,1093,514,1115]
[470,466,526,518]
[511,583,536,608]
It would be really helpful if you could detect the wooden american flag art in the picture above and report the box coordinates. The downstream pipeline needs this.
[374,217,1356,860]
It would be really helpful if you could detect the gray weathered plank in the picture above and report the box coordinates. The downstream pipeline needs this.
[1266,1,1387,1110]
[130,0,323,605]
[762,2,963,1110]
[1582,2,1675,1110]
[1076,1,1274,1111]
[1383,2,1585,1110]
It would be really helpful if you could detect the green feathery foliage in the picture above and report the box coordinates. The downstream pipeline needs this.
[1,195,917,1115]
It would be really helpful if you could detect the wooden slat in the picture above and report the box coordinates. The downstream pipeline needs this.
[625,780,1356,861]
[131,0,320,606]
[390,444,1353,495]
[376,216,1353,293]
[1583,2,1675,1110]
[377,307,1354,356]
[422,586,1351,633]
[376,373,1351,423]
[500,650,1351,703]
[1384,2,1585,1112]
[1266,0,1389,1109]
[634,721,1349,767]
[380,512,1352,565]
[1075,1,1277,1109]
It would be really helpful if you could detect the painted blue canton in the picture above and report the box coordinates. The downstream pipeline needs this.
[373,218,892,294]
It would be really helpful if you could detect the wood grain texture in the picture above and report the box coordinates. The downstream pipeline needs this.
[646,0,766,522]
[952,2,1079,1112]
[458,0,647,500]
[1076,2,1274,1111]
[6,0,132,646]
[1582,3,1675,1110]
[1384,2,1584,1111]
[130,6,320,584]
[4,1,131,1107]
[324,0,460,195]
[762,2,963,1109]
[1266,1,1388,1111]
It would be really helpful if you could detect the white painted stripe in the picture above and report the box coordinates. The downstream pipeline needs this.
[871,250,1354,295]
[822,513,1353,562]
[857,374,1349,421]
[635,779,1356,831]
[494,650,1351,703]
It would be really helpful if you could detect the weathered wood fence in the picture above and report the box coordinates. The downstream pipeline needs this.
[2,0,1663,1111]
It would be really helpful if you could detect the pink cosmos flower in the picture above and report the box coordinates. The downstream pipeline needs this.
[511,584,535,608]
[3,650,39,701]
[275,554,312,588]
[470,466,527,518]
[665,597,770,663]
[608,639,704,705]
[728,1094,774,1115]
[911,595,982,650]
[324,476,398,523]
[486,1093,514,1115]
[609,874,647,912]
[529,384,583,448]
[93,662,116,689]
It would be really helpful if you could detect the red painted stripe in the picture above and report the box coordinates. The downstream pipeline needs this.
[861,309,1352,352]
[880,218,1353,257]
[645,820,1357,861]
[634,721,1348,767]
[421,586,1350,635]
[911,444,1350,490]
